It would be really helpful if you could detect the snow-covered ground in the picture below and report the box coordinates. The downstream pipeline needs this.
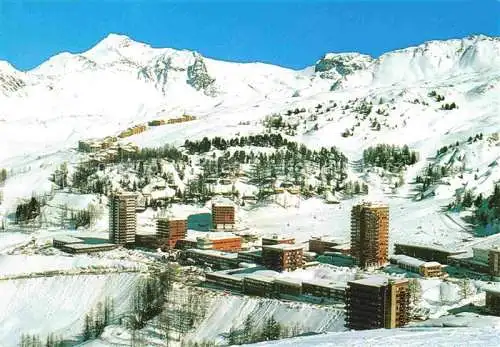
[0,273,141,345]
[0,254,144,278]
[240,327,500,347]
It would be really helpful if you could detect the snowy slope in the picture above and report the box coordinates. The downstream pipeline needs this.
[0,273,141,346]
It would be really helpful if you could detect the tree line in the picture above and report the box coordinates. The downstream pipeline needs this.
[363,144,418,173]
[226,314,305,345]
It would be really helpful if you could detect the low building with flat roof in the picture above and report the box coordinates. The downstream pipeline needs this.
[243,274,276,297]
[196,232,242,252]
[53,236,84,249]
[238,250,263,265]
[302,279,346,301]
[205,271,244,292]
[390,255,444,278]
[274,277,303,296]
[394,243,466,264]
[185,248,239,270]
[60,243,118,254]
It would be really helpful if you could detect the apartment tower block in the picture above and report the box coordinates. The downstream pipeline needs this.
[345,277,410,330]
[351,202,389,269]
[109,192,137,245]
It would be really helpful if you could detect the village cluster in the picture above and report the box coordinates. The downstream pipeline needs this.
[77,114,196,163]
[49,189,500,331]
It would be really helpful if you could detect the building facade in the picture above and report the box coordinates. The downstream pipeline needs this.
[345,277,410,330]
[485,288,500,316]
[211,200,235,230]
[394,243,465,264]
[157,217,188,249]
[196,235,242,252]
[350,202,389,269]
[262,244,304,272]
[390,255,443,278]
[489,247,500,279]
[109,192,137,245]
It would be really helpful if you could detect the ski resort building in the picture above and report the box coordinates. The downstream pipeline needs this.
[390,255,444,277]
[345,276,410,330]
[196,233,242,252]
[109,192,137,245]
[53,235,84,249]
[157,217,188,249]
[243,274,276,297]
[185,249,239,270]
[237,250,263,265]
[60,243,118,254]
[484,286,500,316]
[302,279,347,301]
[204,267,347,301]
[53,235,117,254]
[262,244,304,272]
[489,247,500,279]
[350,202,389,269]
[394,243,466,265]
[211,199,235,230]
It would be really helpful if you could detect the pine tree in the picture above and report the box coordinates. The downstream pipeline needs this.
[462,190,474,208]
[474,193,483,208]
[242,315,254,343]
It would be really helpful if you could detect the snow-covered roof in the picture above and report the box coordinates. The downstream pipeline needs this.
[263,244,303,251]
[186,248,238,259]
[274,277,302,287]
[484,285,500,295]
[395,242,464,254]
[349,276,407,288]
[391,254,441,268]
[303,278,347,290]
[63,243,116,250]
[211,197,235,207]
[188,231,238,241]
[53,235,83,244]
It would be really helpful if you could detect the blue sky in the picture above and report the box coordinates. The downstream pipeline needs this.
[0,1,497,71]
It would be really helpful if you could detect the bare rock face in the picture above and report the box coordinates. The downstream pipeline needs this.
[186,53,217,96]
[314,53,373,79]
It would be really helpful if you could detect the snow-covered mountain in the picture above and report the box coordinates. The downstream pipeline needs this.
[1,33,500,346]
[0,33,498,206]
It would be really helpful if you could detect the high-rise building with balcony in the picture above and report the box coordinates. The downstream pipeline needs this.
[109,192,137,245]
[345,276,410,330]
[351,202,389,269]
